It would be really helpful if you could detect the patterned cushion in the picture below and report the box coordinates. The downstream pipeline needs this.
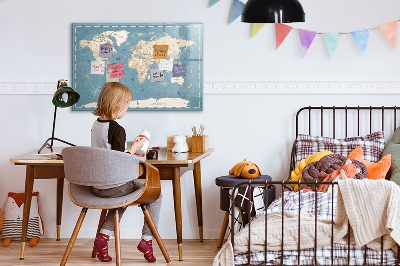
[295,131,385,166]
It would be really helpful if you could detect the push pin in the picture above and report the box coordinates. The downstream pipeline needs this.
[107,69,112,73]
[166,55,170,60]
[177,62,182,66]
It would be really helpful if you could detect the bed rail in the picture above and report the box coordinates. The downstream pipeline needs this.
[230,180,400,266]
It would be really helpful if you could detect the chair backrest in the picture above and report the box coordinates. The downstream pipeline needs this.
[62,146,145,187]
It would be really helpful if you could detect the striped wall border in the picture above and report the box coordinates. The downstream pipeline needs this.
[0,81,400,95]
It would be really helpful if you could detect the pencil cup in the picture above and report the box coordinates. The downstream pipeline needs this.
[191,135,209,153]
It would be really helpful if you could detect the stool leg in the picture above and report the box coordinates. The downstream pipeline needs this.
[217,211,230,248]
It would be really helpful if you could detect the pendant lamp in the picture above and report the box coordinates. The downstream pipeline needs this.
[241,0,305,23]
[38,79,80,154]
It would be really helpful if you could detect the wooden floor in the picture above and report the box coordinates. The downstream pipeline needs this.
[0,239,221,265]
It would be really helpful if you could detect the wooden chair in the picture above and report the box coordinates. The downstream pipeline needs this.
[60,146,171,265]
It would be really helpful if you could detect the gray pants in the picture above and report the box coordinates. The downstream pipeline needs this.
[92,180,162,240]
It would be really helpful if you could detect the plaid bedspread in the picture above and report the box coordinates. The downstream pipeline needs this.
[234,191,397,265]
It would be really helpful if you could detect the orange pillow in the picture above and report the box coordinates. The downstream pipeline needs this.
[347,146,391,180]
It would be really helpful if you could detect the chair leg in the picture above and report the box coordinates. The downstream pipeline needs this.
[217,211,230,248]
[114,209,121,266]
[92,209,108,258]
[60,208,88,266]
[141,205,171,263]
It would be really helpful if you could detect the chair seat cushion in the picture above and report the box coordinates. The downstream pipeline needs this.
[69,180,145,208]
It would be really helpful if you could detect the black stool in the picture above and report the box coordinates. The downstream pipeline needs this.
[215,175,275,248]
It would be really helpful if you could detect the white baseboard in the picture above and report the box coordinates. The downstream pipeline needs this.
[1,81,400,94]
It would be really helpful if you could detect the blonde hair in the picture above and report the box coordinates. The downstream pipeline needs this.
[93,82,132,120]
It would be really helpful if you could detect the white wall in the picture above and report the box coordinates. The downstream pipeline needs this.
[1,0,400,240]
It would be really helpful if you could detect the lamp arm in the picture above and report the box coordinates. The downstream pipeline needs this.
[50,105,57,148]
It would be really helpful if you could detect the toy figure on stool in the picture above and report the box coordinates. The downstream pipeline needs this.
[229,159,261,179]
[1,192,44,247]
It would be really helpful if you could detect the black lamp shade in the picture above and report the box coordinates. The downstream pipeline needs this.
[241,0,305,23]
[52,84,80,108]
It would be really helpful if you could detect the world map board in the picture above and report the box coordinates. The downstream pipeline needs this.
[72,23,203,111]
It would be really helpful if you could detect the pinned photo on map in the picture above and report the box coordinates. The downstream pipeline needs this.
[153,45,169,59]
[151,69,165,82]
[159,58,174,71]
[172,63,186,77]
[100,44,113,58]
[109,63,124,78]
[91,61,105,75]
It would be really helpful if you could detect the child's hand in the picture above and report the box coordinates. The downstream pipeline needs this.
[128,137,147,155]
[134,149,149,157]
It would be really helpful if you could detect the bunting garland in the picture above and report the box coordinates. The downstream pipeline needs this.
[323,33,341,58]
[378,21,397,50]
[275,23,292,49]
[208,2,399,58]
[251,23,266,38]
[351,29,370,55]
[229,0,245,24]
[298,30,317,58]
[209,0,220,8]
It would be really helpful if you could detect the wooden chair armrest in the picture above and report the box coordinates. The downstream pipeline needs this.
[139,163,145,178]
[135,162,161,205]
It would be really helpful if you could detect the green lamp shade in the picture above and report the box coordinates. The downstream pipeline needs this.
[52,84,80,108]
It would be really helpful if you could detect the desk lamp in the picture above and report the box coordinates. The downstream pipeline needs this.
[241,0,305,23]
[38,79,80,154]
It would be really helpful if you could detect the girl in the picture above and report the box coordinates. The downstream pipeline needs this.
[91,82,161,263]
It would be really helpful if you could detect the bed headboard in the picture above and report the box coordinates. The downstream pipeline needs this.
[290,106,400,178]
[295,106,400,138]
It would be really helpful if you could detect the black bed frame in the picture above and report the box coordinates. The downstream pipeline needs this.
[230,106,400,266]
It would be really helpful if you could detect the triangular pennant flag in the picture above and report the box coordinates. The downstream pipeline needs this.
[351,29,370,55]
[251,23,266,38]
[209,0,220,7]
[378,21,398,50]
[323,33,341,58]
[275,23,293,49]
[298,29,317,58]
[229,0,245,24]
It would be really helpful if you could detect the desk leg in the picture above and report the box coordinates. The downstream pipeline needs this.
[193,161,203,242]
[56,178,64,241]
[172,167,183,261]
[20,165,35,259]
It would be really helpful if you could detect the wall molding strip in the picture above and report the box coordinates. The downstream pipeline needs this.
[0,81,399,95]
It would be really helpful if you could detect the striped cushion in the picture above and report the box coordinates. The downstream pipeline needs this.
[295,131,385,166]
[1,217,40,240]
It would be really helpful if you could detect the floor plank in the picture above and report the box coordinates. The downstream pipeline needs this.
[0,239,221,265]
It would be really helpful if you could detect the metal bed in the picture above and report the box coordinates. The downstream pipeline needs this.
[230,106,400,266]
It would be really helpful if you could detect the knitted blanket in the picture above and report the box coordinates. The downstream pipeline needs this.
[214,179,400,266]
[335,178,400,251]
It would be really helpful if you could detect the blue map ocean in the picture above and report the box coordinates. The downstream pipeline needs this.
[72,23,203,111]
